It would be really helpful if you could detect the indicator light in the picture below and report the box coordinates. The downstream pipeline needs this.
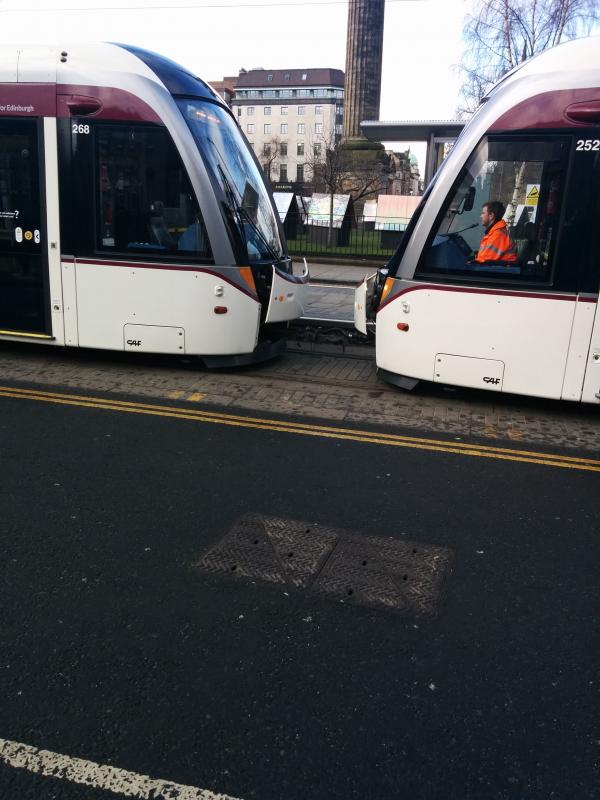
[380,277,394,304]
[239,267,256,294]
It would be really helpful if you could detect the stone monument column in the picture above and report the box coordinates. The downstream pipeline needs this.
[342,0,385,143]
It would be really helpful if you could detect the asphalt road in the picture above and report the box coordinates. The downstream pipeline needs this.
[0,388,598,799]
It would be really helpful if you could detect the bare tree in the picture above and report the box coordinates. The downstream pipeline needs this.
[304,131,393,244]
[260,137,283,186]
[459,0,598,115]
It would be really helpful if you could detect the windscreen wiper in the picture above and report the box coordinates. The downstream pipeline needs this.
[216,163,279,262]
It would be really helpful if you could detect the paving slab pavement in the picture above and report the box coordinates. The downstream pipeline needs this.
[0,341,598,453]
[294,259,379,285]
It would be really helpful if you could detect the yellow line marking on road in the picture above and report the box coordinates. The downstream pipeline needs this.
[0,385,598,472]
[186,392,206,402]
[167,390,185,400]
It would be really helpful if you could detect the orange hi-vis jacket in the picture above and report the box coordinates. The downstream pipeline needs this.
[476,219,518,263]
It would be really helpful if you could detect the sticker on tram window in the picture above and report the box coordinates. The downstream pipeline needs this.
[575,139,600,151]
[72,123,90,135]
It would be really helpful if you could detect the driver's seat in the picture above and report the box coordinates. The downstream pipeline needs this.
[515,221,537,266]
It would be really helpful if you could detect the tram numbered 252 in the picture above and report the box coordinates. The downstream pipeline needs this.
[356,37,600,404]
[0,43,308,364]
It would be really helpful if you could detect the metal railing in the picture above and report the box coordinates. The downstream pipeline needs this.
[284,215,409,260]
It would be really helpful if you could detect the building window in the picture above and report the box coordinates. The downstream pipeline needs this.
[267,74,273,81]
[264,106,271,115]
[315,105,322,115]
[297,163,304,181]
[284,73,290,81]
[247,107,255,116]
[335,89,343,98]
[280,89,292,98]
[280,142,288,157]
[298,89,311,97]
[237,106,242,116]
[280,123,288,134]
[264,123,271,134]
[302,73,307,80]
[297,142,304,156]
[314,143,322,157]
[281,106,288,115]
[263,162,270,179]
[280,164,288,181]
[248,90,260,98]
[263,143,271,156]
[298,106,305,115]
[315,123,323,134]
[335,124,343,134]
[247,123,255,133]
[297,123,305,134]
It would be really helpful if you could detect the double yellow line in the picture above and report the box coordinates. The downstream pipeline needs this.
[0,384,598,473]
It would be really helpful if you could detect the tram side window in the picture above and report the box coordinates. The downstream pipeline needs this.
[419,137,569,283]
[96,126,212,259]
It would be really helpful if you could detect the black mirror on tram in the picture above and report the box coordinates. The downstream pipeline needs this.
[461,186,476,213]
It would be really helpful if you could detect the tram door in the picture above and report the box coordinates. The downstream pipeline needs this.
[0,118,48,334]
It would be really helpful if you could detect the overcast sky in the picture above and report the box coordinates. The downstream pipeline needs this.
[0,0,470,168]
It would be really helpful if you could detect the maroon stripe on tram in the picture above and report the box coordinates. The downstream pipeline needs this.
[377,282,582,313]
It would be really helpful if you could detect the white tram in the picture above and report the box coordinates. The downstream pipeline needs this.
[0,44,308,364]
[356,37,600,403]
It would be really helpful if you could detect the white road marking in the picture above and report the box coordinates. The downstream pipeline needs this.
[0,738,243,800]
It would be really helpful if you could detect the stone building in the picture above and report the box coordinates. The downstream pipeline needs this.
[208,76,239,108]
[231,67,344,186]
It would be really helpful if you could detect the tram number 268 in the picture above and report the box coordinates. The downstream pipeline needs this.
[72,123,91,135]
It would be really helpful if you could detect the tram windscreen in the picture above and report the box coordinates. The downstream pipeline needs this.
[178,100,284,263]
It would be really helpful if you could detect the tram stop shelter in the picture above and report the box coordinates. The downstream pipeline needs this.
[360,120,465,187]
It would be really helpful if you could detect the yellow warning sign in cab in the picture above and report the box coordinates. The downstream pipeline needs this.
[526,184,540,205]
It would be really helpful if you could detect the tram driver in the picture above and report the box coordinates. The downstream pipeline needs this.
[475,201,518,264]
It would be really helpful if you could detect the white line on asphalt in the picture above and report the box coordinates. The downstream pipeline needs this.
[0,737,243,800]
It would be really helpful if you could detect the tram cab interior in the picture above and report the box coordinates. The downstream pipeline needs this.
[420,136,567,281]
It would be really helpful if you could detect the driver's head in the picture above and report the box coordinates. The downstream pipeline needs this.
[481,201,505,228]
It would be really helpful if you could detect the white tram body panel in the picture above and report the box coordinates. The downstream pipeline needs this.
[67,260,260,355]
[0,44,307,362]
[376,284,579,398]
[357,37,600,403]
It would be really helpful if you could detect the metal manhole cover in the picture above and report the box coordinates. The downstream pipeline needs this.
[193,514,453,617]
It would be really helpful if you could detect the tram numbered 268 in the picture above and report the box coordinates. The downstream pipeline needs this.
[0,43,308,364]
[356,37,600,404]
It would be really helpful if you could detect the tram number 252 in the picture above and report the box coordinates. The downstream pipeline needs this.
[72,123,91,135]
[576,139,600,151]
